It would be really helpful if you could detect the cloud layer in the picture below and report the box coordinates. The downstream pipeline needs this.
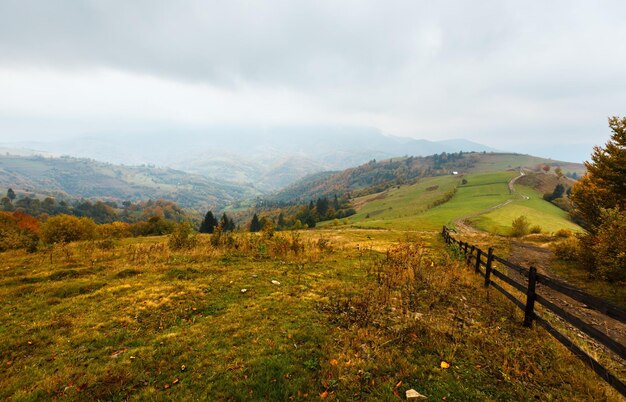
[1,0,625,161]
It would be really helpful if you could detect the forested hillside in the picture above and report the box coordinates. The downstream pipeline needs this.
[0,155,258,211]
[270,152,584,204]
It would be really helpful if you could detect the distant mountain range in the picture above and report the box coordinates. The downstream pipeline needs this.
[1,127,498,191]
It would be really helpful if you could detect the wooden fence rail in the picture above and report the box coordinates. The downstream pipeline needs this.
[441,226,626,397]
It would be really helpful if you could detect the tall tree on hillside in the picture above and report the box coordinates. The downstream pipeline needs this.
[554,166,563,178]
[571,116,626,230]
[570,116,626,281]
[316,197,329,217]
[199,210,218,233]
[1,197,13,211]
[277,212,285,230]
[249,213,261,232]
[7,188,16,201]
[220,212,235,232]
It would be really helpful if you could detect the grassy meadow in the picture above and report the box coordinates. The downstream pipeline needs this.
[345,172,515,231]
[0,229,621,401]
[469,185,581,235]
[344,171,581,236]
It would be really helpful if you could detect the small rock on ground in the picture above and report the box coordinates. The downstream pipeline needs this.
[406,389,427,400]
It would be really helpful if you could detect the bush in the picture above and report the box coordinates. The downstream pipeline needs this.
[529,225,542,234]
[510,216,530,237]
[41,214,96,244]
[96,221,131,239]
[168,223,198,250]
[553,237,579,261]
[0,212,40,252]
[130,216,176,237]
[554,228,573,238]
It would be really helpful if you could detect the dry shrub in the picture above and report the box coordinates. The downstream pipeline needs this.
[168,223,198,250]
[41,214,96,244]
[553,237,579,261]
[510,216,530,237]
[529,225,542,234]
[554,228,573,238]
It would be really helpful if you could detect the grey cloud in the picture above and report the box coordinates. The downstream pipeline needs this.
[0,0,625,160]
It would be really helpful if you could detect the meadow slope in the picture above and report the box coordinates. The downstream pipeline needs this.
[0,231,620,400]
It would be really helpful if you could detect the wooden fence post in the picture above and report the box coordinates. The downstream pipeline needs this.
[524,266,538,327]
[484,247,494,287]
[475,249,482,273]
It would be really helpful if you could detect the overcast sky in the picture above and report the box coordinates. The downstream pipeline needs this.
[1,0,625,161]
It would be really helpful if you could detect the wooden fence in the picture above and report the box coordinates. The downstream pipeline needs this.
[441,226,626,397]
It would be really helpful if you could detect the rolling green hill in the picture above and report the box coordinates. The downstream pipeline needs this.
[337,169,581,234]
[270,152,584,205]
[468,184,581,234]
[0,155,259,211]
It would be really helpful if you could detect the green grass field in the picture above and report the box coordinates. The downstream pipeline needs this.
[469,185,581,235]
[341,171,581,235]
[465,153,586,176]
[0,231,619,400]
[346,172,514,231]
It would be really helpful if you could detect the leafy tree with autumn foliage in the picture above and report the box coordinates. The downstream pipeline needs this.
[570,116,626,281]
[0,211,40,252]
[41,214,97,244]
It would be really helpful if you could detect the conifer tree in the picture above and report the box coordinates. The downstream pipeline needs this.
[249,213,261,232]
[220,212,235,232]
[199,210,218,233]
[277,212,285,230]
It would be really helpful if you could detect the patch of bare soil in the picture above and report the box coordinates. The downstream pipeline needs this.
[507,240,626,360]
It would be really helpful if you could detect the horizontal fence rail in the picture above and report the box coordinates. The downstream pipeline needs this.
[441,226,626,398]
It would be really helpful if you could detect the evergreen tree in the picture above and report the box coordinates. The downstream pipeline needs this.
[296,207,316,228]
[199,210,218,233]
[220,213,235,232]
[333,194,340,211]
[544,184,565,202]
[249,213,261,232]
[7,188,16,201]
[316,197,329,217]
[277,212,285,230]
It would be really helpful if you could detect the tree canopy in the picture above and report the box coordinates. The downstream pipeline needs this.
[571,116,626,231]
[199,210,218,233]
[570,116,626,281]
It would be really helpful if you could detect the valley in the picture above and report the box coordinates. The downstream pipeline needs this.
[2,148,624,401]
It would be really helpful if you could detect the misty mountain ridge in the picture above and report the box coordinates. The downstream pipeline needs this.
[2,127,498,190]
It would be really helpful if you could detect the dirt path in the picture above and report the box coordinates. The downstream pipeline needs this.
[452,169,524,231]
[452,170,626,364]
[506,240,626,360]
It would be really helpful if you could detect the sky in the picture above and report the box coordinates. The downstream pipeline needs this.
[1,0,625,162]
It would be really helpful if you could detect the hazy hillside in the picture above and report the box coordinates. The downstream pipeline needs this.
[270,152,585,204]
[0,155,259,211]
[1,127,497,190]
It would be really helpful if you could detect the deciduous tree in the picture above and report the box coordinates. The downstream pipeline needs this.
[570,116,626,281]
